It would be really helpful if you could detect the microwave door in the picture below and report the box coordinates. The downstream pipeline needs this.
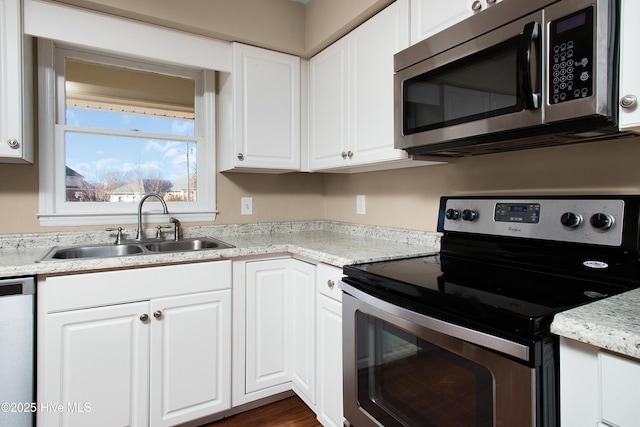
[394,12,543,151]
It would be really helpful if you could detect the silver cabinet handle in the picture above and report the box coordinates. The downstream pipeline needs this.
[327,279,335,289]
[140,313,149,322]
[347,151,353,159]
[237,153,244,160]
[620,94,637,109]
[7,139,19,149]
[153,310,162,319]
[341,151,347,159]
[471,0,482,11]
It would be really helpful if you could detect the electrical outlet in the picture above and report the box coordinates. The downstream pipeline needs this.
[356,195,366,215]
[241,197,253,215]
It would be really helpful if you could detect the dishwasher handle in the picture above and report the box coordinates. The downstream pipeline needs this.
[0,277,35,297]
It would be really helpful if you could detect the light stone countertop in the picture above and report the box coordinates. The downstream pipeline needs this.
[0,221,440,277]
[551,287,640,359]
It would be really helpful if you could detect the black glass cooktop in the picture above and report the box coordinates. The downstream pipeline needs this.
[342,254,631,339]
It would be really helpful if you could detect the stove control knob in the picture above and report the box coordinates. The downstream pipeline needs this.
[560,212,583,229]
[590,213,615,230]
[461,209,478,221]
[445,209,460,220]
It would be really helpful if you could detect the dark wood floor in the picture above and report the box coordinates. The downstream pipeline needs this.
[202,396,321,427]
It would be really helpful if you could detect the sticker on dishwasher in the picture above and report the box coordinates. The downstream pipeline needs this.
[582,260,609,269]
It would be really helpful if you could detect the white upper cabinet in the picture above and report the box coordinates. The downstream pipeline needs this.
[410,0,502,45]
[309,0,436,172]
[309,38,349,170]
[0,0,33,163]
[219,43,301,173]
[618,0,640,133]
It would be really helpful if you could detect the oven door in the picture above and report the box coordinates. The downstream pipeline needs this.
[394,10,543,152]
[341,284,536,427]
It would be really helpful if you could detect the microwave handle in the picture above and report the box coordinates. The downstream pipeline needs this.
[518,21,540,110]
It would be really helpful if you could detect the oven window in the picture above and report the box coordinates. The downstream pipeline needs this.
[403,36,522,135]
[356,312,494,427]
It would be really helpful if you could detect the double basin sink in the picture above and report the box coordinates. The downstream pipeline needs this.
[37,237,234,262]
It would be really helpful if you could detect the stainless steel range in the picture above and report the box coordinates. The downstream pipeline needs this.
[341,196,640,427]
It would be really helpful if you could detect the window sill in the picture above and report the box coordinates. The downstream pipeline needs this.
[38,211,219,227]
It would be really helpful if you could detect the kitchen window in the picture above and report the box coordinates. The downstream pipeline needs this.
[38,41,217,226]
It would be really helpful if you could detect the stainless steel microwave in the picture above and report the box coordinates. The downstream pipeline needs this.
[394,0,630,157]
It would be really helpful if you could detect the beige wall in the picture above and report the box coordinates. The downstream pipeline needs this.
[323,137,640,232]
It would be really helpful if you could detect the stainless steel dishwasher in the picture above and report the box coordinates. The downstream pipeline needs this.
[0,277,35,427]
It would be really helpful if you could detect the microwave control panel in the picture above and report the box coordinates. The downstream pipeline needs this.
[548,7,594,104]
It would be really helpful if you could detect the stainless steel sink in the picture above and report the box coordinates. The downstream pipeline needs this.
[43,243,145,260]
[36,237,234,262]
[144,238,234,253]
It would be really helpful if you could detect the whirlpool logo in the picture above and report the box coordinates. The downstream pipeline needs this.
[583,260,609,269]
[507,227,522,233]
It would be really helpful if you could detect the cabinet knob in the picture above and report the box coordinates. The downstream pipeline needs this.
[620,94,637,109]
[153,310,163,319]
[327,279,335,289]
[347,151,353,159]
[486,0,497,4]
[237,153,244,161]
[341,151,347,159]
[140,313,149,322]
[6,139,19,149]
[471,0,482,11]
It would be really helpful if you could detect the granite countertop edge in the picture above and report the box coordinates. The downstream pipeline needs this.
[550,287,640,359]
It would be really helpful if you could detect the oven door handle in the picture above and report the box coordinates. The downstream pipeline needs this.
[341,282,531,362]
[518,21,540,110]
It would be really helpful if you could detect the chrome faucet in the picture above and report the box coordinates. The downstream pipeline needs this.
[136,192,169,240]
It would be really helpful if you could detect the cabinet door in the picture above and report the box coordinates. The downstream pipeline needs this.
[349,0,409,166]
[0,0,32,163]
[309,38,349,170]
[410,0,478,44]
[599,351,640,427]
[245,259,291,393]
[316,294,344,427]
[41,302,149,427]
[220,43,300,171]
[290,259,316,407]
[618,0,640,133]
[149,290,232,427]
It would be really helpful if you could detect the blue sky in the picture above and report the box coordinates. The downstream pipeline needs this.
[65,109,196,183]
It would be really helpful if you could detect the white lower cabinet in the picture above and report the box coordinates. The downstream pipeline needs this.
[234,258,316,407]
[316,264,344,427]
[37,261,232,427]
[559,337,640,427]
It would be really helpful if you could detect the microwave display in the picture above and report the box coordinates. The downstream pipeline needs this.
[548,7,594,104]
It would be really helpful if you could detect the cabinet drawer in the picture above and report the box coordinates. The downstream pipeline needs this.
[40,261,232,312]
[317,263,343,302]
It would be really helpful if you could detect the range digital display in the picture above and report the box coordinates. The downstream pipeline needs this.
[495,203,540,223]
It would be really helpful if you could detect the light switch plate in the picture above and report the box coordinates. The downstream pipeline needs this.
[356,195,366,215]
[241,197,253,215]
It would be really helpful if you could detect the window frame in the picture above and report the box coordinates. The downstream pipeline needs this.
[38,40,218,226]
